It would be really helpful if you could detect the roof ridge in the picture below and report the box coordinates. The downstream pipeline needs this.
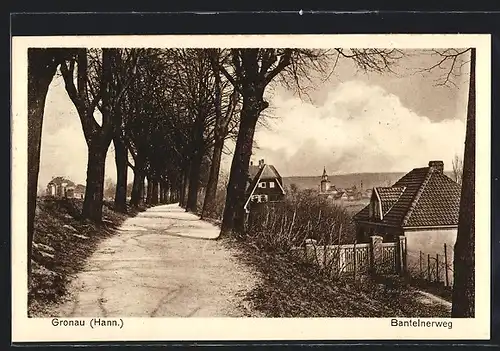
[436,170,462,188]
[402,167,434,226]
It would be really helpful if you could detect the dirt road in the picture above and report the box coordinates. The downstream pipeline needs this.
[52,204,260,317]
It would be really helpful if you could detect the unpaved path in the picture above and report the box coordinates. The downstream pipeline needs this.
[415,290,452,311]
[52,204,260,317]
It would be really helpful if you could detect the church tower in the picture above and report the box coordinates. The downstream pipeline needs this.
[320,167,331,193]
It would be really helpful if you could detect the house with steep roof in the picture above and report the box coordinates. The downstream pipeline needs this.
[353,160,461,282]
[46,177,86,199]
[244,159,286,213]
[46,176,76,198]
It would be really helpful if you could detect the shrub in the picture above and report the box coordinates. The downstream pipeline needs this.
[246,189,356,253]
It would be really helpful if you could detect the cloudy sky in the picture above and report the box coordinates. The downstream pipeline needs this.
[249,49,469,177]
[38,49,469,190]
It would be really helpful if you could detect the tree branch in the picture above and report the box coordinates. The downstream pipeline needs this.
[264,49,292,85]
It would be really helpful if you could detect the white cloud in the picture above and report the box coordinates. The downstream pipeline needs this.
[254,80,466,176]
[37,76,467,191]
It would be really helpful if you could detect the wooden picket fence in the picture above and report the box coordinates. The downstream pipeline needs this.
[379,242,398,274]
[293,235,405,278]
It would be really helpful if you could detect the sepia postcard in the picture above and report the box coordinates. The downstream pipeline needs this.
[11,34,491,343]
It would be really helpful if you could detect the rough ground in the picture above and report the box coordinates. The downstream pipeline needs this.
[235,243,452,318]
[44,204,260,318]
[29,198,137,316]
[415,290,453,310]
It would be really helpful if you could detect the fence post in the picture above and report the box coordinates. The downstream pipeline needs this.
[436,253,440,283]
[444,243,449,287]
[397,236,405,275]
[427,254,431,281]
[305,238,317,263]
[369,235,383,275]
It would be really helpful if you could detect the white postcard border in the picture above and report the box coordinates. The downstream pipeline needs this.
[11,34,491,342]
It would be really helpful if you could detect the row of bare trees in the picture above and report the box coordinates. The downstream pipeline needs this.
[26,47,475,317]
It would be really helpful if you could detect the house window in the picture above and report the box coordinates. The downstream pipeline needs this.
[260,195,268,202]
[259,182,266,188]
[269,181,275,188]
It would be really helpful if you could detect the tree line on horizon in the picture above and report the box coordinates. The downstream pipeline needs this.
[27,47,475,318]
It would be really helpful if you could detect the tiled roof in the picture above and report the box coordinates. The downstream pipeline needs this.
[260,165,278,179]
[404,171,461,227]
[354,205,370,221]
[48,176,75,187]
[246,164,283,191]
[353,165,461,228]
[248,165,260,180]
[246,166,265,193]
[375,186,406,215]
[267,165,284,189]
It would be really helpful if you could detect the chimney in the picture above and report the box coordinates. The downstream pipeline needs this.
[428,160,444,173]
[250,161,253,166]
[258,159,265,169]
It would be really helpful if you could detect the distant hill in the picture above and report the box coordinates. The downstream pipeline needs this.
[283,171,454,191]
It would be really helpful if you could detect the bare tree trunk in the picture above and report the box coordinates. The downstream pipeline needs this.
[130,169,142,207]
[27,49,61,280]
[201,89,238,219]
[180,168,189,208]
[141,177,146,204]
[186,150,203,212]
[82,142,109,221]
[221,93,266,237]
[81,49,114,222]
[151,177,159,205]
[202,53,239,220]
[167,182,173,203]
[130,157,145,208]
[201,137,224,219]
[452,48,476,318]
[146,175,153,205]
[113,134,128,212]
[159,180,165,203]
[179,179,184,206]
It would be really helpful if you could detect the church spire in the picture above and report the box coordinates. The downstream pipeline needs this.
[322,166,328,181]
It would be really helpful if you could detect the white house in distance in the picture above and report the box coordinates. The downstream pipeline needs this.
[353,160,461,284]
[46,176,86,199]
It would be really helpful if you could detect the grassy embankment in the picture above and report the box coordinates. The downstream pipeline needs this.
[28,197,144,317]
[199,191,451,318]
